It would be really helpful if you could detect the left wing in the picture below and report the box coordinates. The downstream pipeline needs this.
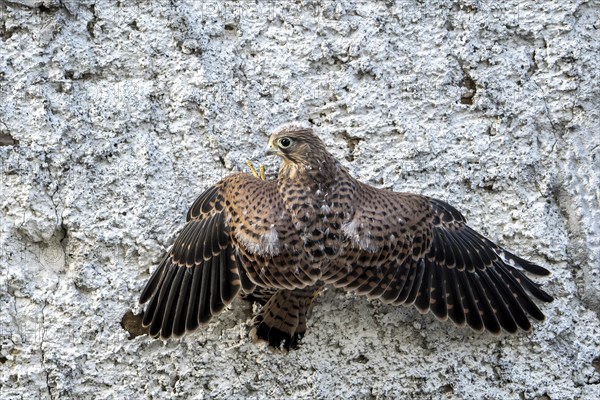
[139,181,243,339]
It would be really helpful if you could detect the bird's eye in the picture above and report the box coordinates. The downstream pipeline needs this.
[278,137,294,149]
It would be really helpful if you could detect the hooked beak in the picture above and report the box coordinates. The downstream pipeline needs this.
[265,142,279,156]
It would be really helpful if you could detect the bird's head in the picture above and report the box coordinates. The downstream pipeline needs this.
[266,123,337,180]
[266,123,328,164]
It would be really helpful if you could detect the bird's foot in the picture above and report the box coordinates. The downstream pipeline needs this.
[246,160,266,180]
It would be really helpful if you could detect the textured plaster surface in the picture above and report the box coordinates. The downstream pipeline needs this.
[1,1,599,399]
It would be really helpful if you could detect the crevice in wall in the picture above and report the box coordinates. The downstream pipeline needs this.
[339,130,363,162]
[39,301,52,399]
[86,3,96,39]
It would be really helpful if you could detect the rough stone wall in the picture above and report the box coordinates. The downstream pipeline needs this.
[1,0,599,399]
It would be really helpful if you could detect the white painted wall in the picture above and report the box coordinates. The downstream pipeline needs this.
[1,1,599,398]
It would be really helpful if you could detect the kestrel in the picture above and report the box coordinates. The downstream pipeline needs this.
[139,123,553,350]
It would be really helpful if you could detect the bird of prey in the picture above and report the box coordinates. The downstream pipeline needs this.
[139,123,553,350]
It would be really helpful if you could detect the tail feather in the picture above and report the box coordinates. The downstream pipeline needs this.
[250,286,321,351]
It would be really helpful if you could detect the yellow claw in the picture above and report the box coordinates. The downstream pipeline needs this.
[246,160,266,181]
[246,160,258,178]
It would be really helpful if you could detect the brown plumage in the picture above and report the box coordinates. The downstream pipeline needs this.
[139,123,553,350]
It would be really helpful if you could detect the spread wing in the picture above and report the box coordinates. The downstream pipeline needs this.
[139,181,243,339]
[139,173,317,339]
[330,184,553,334]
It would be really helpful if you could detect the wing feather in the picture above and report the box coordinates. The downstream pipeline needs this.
[220,245,237,303]
[467,272,501,333]
[187,185,219,221]
[486,264,534,330]
[147,263,178,337]
[172,268,193,337]
[185,263,203,331]
[184,220,205,266]
[378,260,411,303]
[430,259,448,320]
[203,216,217,261]
[210,252,225,315]
[236,253,257,293]
[457,269,485,331]
[366,261,403,299]
[197,257,212,324]
[414,259,434,313]
[404,258,427,305]
[389,257,419,304]
[161,266,185,338]
[445,267,466,326]
[478,268,518,333]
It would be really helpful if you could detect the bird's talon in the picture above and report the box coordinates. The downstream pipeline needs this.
[246,160,259,179]
[246,159,266,180]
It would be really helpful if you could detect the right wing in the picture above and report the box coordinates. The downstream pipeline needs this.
[329,183,553,334]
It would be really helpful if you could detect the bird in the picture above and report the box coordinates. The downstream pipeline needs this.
[139,123,553,351]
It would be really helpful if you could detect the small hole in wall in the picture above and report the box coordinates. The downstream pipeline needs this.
[460,74,476,105]
[0,133,18,146]
[593,356,600,374]
[121,310,148,340]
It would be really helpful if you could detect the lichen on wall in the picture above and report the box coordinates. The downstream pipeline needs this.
[1,1,599,399]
